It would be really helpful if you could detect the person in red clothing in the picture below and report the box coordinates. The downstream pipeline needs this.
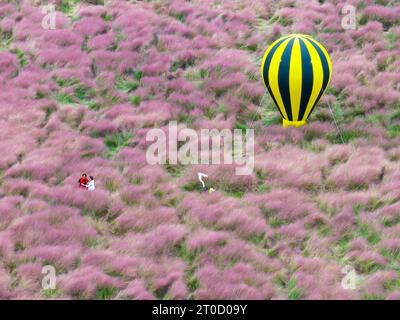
[78,173,88,188]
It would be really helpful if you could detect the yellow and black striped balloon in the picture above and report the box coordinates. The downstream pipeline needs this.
[261,34,332,128]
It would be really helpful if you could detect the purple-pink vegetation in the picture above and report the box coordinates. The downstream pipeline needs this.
[319,190,378,209]
[0,266,13,299]
[181,193,266,238]
[256,146,328,189]
[364,5,400,23]
[361,271,398,298]
[195,262,275,299]
[112,224,187,256]
[0,53,18,78]
[186,229,230,251]
[60,266,123,298]
[246,189,319,223]
[115,206,178,233]
[117,280,155,300]
[0,198,23,230]
[8,205,97,248]
[330,208,357,236]
[21,245,82,270]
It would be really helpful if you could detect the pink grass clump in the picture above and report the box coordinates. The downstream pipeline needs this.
[116,279,155,300]
[115,206,178,233]
[195,262,275,300]
[257,146,328,189]
[60,266,123,299]
[328,147,387,189]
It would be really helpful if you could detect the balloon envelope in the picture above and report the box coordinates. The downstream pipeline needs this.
[261,34,332,128]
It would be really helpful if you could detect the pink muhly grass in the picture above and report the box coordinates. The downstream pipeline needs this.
[364,5,400,23]
[257,146,328,189]
[40,30,83,48]
[73,17,109,37]
[361,271,398,298]
[245,189,319,223]
[88,32,116,51]
[21,245,82,270]
[119,185,152,206]
[80,119,119,136]
[115,206,178,233]
[387,291,400,300]
[195,262,275,300]
[330,208,357,235]
[16,262,43,288]
[0,231,13,259]
[186,229,230,251]
[319,190,378,209]
[60,266,123,298]
[9,205,97,248]
[0,199,22,230]
[324,145,352,165]
[278,221,308,243]
[0,53,19,78]
[112,224,187,256]
[116,279,155,300]
[328,148,386,189]
[0,267,13,299]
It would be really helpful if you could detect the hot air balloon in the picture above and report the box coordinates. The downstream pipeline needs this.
[261,34,332,128]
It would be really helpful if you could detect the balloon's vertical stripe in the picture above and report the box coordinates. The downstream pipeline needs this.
[261,36,292,119]
[268,37,292,120]
[277,38,295,121]
[289,37,302,121]
[298,37,313,121]
[303,35,332,85]
[260,35,291,84]
[302,38,324,120]
[302,37,331,119]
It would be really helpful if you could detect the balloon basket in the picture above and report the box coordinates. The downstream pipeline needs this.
[282,119,306,128]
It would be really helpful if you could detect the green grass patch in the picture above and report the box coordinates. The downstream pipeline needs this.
[11,48,28,68]
[388,123,400,138]
[164,162,185,178]
[42,288,60,299]
[182,180,203,192]
[287,277,302,300]
[130,95,141,106]
[154,188,164,199]
[55,77,80,87]
[84,236,103,249]
[96,286,118,300]
[359,223,381,245]
[363,294,385,300]
[115,77,139,93]
[170,57,196,72]
[333,233,353,259]
[355,258,384,274]
[0,28,13,51]
[174,242,200,298]
[104,179,119,192]
[381,215,400,227]
[381,247,400,262]
[326,129,364,144]
[204,106,217,119]
[104,132,133,157]
[171,12,186,22]
[101,12,113,22]
[268,216,286,228]
[54,92,75,105]
[74,86,96,102]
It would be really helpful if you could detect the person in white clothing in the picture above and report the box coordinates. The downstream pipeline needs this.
[86,176,95,191]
